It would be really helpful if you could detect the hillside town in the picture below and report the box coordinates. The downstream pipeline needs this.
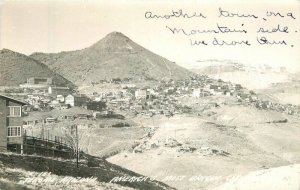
[1,64,299,190]
[1,74,299,130]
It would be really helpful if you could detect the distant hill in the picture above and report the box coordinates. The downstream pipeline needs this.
[0,49,74,87]
[31,32,194,86]
[190,60,245,75]
[190,60,290,90]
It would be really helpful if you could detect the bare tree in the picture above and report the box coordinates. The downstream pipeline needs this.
[63,124,82,167]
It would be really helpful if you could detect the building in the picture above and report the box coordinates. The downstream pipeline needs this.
[27,77,52,85]
[65,94,87,107]
[121,83,136,89]
[192,88,209,98]
[224,91,231,96]
[0,95,27,153]
[56,95,65,103]
[48,86,71,96]
[86,101,106,111]
[65,95,75,107]
[135,89,148,99]
[19,77,52,89]
[192,88,201,98]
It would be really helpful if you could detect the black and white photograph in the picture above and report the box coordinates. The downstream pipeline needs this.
[0,0,299,189]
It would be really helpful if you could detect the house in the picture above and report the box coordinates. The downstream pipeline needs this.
[224,91,231,96]
[0,95,27,153]
[65,94,87,107]
[135,89,147,99]
[192,88,201,98]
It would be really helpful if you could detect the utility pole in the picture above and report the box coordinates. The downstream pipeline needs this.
[76,125,79,168]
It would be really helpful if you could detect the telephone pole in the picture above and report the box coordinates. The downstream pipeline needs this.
[76,125,79,168]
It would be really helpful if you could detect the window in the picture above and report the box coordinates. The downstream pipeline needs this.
[8,106,21,117]
[7,126,22,137]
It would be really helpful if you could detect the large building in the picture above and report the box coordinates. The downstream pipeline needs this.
[27,77,52,85]
[20,77,53,89]
[0,95,27,153]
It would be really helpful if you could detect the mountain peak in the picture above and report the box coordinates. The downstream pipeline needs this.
[105,31,128,38]
[90,31,138,52]
[102,31,131,43]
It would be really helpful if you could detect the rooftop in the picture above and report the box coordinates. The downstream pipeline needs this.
[0,94,27,105]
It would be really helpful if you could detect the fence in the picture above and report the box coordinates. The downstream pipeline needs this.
[7,136,75,159]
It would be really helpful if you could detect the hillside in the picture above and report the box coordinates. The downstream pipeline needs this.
[0,49,74,87]
[108,110,300,190]
[0,152,173,190]
[31,32,194,86]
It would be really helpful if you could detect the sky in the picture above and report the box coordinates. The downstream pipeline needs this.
[0,0,299,72]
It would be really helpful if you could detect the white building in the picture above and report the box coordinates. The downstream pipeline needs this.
[135,89,147,99]
[65,95,75,107]
[65,94,87,107]
[193,88,201,98]
[121,84,136,89]
[48,86,71,96]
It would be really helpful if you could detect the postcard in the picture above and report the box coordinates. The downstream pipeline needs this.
[0,0,299,189]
